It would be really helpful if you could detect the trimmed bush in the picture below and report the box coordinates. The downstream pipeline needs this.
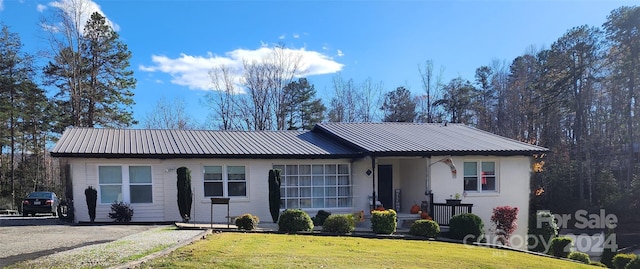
[568,251,590,264]
[235,214,260,231]
[613,253,637,269]
[108,201,134,222]
[176,167,193,223]
[448,213,484,243]
[268,169,281,223]
[278,209,313,232]
[84,186,97,223]
[322,214,355,234]
[371,209,397,234]
[409,219,440,238]
[548,236,573,258]
[312,210,332,226]
[625,258,640,269]
[528,210,558,253]
[589,262,607,267]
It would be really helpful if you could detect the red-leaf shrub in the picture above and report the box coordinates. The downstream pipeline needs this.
[490,205,519,246]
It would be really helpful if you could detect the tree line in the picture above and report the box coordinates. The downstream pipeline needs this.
[0,2,639,226]
[0,3,135,209]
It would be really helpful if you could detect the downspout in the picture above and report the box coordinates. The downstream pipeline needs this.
[425,156,431,194]
[371,155,376,210]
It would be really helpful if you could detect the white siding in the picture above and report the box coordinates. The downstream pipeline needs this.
[68,158,166,222]
[430,155,532,250]
[68,158,354,224]
[67,154,533,250]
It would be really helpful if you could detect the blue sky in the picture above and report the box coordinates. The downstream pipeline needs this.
[0,0,636,128]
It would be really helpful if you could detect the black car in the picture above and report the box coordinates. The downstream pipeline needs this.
[22,191,59,217]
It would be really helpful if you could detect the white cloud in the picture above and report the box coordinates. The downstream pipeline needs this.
[46,0,119,32]
[0,0,4,11]
[278,34,286,40]
[337,49,344,57]
[293,33,300,39]
[140,46,344,91]
[37,4,47,12]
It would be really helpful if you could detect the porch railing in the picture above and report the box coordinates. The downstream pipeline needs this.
[430,203,473,226]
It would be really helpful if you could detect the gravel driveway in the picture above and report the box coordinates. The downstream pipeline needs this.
[0,216,160,268]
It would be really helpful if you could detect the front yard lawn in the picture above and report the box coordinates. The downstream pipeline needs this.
[140,233,596,268]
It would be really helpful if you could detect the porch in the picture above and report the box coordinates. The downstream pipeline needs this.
[362,202,474,230]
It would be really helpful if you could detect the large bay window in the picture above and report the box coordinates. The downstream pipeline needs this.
[204,165,247,197]
[274,164,351,209]
[463,161,497,192]
[98,165,153,204]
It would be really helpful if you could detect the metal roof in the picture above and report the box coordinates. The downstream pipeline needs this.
[50,123,548,159]
[313,122,548,156]
[50,128,360,159]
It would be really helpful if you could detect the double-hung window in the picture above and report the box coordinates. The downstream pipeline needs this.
[463,161,497,192]
[204,165,247,197]
[98,165,153,204]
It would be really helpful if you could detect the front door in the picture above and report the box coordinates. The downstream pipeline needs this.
[377,165,393,209]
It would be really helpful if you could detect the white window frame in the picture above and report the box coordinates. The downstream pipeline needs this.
[98,165,153,204]
[203,165,247,198]
[463,160,498,193]
[274,163,352,210]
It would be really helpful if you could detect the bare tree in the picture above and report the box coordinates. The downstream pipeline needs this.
[417,60,445,123]
[41,0,90,128]
[225,46,303,131]
[327,74,358,122]
[205,64,240,130]
[357,77,383,122]
[240,59,274,131]
[267,46,302,130]
[143,97,195,130]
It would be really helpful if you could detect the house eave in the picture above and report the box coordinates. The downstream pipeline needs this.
[49,152,364,160]
[366,149,549,158]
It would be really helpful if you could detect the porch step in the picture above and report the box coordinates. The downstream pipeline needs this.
[397,214,421,228]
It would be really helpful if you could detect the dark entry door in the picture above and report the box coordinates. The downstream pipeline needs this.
[377,165,393,209]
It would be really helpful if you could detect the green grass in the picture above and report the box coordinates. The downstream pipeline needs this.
[140,233,597,269]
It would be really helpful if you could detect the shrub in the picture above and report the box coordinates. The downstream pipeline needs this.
[548,236,573,258]
[528,210,559,253]
[108,201,134,222]
[84,186,97,223]
[490,205,518,246]
[322,214,355,234]
[448,213,484,243]
[371,209,397,234]
[568,251,590,264]
[613,253,637,269]
[268,169,281,223]
[589,261,607,267]
[625,258,640,269]
[176,167,193,223]
[278,209,313,232]
[409,219,440,238]
[312,210,332,226]
[235,214,260,231]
